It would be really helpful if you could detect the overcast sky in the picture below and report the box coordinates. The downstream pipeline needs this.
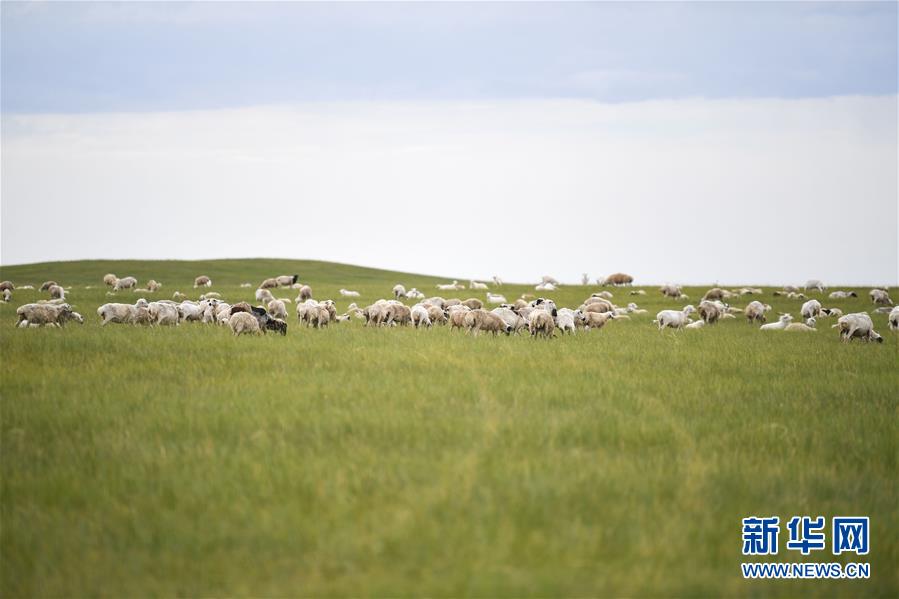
[1,2,896,285]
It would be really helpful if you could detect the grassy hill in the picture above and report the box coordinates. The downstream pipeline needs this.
[1,260,896,596]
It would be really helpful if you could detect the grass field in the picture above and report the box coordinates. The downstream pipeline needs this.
[1,259,896,597]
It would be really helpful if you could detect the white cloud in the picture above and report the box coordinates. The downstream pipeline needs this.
[2,96,896,285]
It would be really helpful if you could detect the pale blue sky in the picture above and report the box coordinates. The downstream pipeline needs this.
[2,2,896,112]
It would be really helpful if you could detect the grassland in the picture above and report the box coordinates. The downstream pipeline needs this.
[1,259,896,597]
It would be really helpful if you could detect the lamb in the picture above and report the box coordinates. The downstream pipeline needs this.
[603,272,634,286]
[461,298,484,310]
[528,309,555,338]
[393,284,407,299]
[194,276,212,288]
[411,305,432,328]
[298,285,313,301]
[47,284,66,300]
[833,313,883,343]
[340,289,361,297]
[103,274,117,286]
[869,289,892,305]
[463,309,511,336]
[760,314,793,330]
[15,303,74,327]
[744,301,771,324]
[142,279,162,292]
[470,281,488,290]
[148,302,180,326]
[698,300,723,324]
[97,300,151,326]
[800,299,822,320]
[829,291,858,299]
[276,275,299,287]
[486,292,507,304]
[654,305,696,330]
[114,276,138,291]
[267,299,288,320]
[229,311,262,336]
[820,308,843,318]
[889,306,899,331]
[805,279,825,292]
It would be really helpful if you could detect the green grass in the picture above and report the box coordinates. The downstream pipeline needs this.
[1,259,896,597]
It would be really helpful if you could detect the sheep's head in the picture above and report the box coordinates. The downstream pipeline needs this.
[780,314,793,323]
[683,305,696,316]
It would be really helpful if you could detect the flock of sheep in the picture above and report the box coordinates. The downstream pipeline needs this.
[1,273,896,343]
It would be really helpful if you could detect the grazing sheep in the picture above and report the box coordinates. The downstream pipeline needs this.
[15,303,74,327]
[786,292,807,300]
[426,305,447,325]
[259,278,278,289]
[443,299,462,309]
[199,292,222,300]
[194,276,212,288]
[267,299,288,320]
[698,300,723,324]
[888,306,899,331]
[256,288,275,303]
[406,288,425,300]
[148,302,180,326]
[744,301,771,324]
[491,307,527,333]
[555,309,577,334]
[829,291,858,299]
[805,279,825,292]
[308,305,331,329]
[2,289,10,303]
[461,298,484,310]
[660,284,685,299]
[178,301,202,322]
[654,305,696,330]
[145,280,162,292]
[833,313,882,343]
[298,285,313,301]
[39,281,58,292]
[114,276,138,291]
[97,300,151,326]
[436,281,463,291]
[229,311,262,336]
[470,281,488,290]
[447,305,471,331]
[393,284,407,299]
[528,309,555,338]
[800,299,822,320]
[464,309,511,336]
[703,288,731,301]
[583,299,615,314]
[0,281,14,292]
[530,298,558,317]
[384,304,412,326]
[603,272,634,286]
[276,275,299,287]
[869,288,893,306]
[411,305,432,328]
[102,274,117,286]
[760,314,793,331]
[486,292,507,304]
[340,289,361,297]
[240,283,252,288]
[47,284,66,300]
[172,291,187,300]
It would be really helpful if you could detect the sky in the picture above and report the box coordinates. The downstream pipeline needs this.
[1,1,897,285]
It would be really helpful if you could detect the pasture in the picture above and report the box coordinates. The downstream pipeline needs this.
[1,259,896,596]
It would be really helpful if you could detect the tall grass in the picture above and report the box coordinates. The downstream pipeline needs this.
[1,260,896,596]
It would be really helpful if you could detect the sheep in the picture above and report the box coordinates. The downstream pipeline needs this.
[786,292,807,300]
[869,289,893,306]
[172,291,187,300]
[541,275,560,286]
[744,301,771,324]
[148,302,180,326]
[889,306,899,331]
[102,274,117,287]
[437,281,462,291]
[39,281,58,292]
[833,313,882,343]
[340,289,361,297]
[829,291,858,299]
[362,302,386,327]
[229,311,261,336]
[800,299,822,320]
[685,320,705,329]
[199,292,222,300]
[423,296,445,309]
[384,304,412,326]
[0,281,14,292]
[786,317,817,332]
[461,298,484,310]
[393,284,407,299]
[194,276,212,288]
[525,309,554,338]
[654,305,696,330]
[555,309,577,334]
[629,289,647,296]
[240,283,252,288]
[470,281,488,290]
[486,292,507,304]
[97,300,151,326]
[256,288,275,303]
[267,299,288,320]
[114,276,138,291]
[443,299,462,309]
[45,284,65,300]
[698,300,723,324]
[739,287,763,295]
[15,303,74,327]
[2,289,10,303]
[805,279,825,292]
[298,285,313,301]
[145,279,162,292]
[660,284,685,299]
[530,298,558,317]
[406,288,425,300]
[308,305,331,329]
[535,282,556,292]
[463,309,511,336]
[625,302,647,315]
[411,305,432,328]
[276,275,299,287]
[820,308,843,318]
[583,299,615,314]
[259,278,278,289]
[447,305,471,331]
[491,307,527,333]
[492,276,504,286]
[703,288,730,301]
[760,314,793,331]
[603,272,634,286]
[426,305,447,325]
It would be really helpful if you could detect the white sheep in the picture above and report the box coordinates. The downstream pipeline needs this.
[805,279,825,292]
[113,276,138,291]
[340,289,361,297]
[406,288,425,300]
[535,282,556,292]
[888,306,899,331]
[410,304,432,328]
[229,311,261,336]
[470,281,488,290]
[828,291,858,299]
[393,284,407,299]
[833,312,883,343]
[148,302,180,326]
[492,276,504,286]
[760,314,793,330]
[654,305,696,330]
[486,292,507,304]
[800,299,822,320]
[267,299,288,320]
[869,289,892,306]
